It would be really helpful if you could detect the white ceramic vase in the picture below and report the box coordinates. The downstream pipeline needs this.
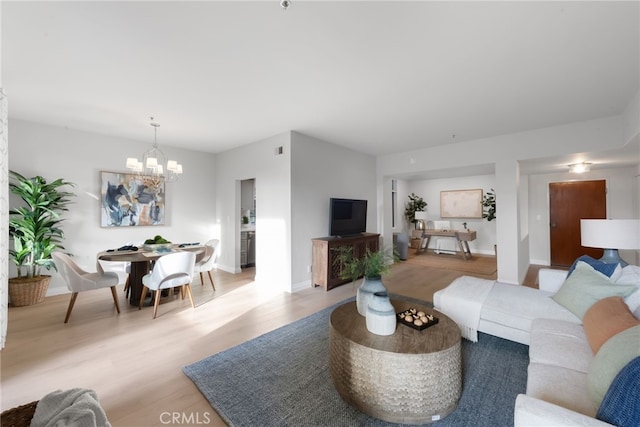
[365,291,397,336]
[356,276,386,316]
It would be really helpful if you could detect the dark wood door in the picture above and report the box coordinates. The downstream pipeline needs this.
[549,180,606,266]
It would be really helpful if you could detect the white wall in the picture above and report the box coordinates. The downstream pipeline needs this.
[1,89,8,348]
[528,167,639,265]
[214,132,292,291]
[623,92,639,145]
[213,131,377,293]
[378,115,631,284]
[290,132,377,291]
[8,119,217,296]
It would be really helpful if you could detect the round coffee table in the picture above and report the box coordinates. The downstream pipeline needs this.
[329,300,461,424]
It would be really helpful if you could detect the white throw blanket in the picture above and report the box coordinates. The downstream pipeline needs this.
[438,276,495,342]
[30,388,110,427]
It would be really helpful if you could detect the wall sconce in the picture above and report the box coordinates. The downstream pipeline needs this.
[568,162,592,173]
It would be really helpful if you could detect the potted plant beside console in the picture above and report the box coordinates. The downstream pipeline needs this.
[482,189,496,221]
[8,171,75,306]
[482,188,497,255]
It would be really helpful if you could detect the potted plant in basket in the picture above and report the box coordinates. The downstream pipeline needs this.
[334,246,398,316]
[8,171,75,306]
[404,193,427,229]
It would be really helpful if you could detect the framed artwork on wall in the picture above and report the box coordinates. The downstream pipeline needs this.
[440,189,483,219]
[100,171,165,227]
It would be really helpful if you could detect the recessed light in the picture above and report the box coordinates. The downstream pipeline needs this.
[568,162,592,173]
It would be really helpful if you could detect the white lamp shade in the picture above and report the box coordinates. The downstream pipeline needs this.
[126,157,139,169]
[167,160,178,172]
[581,219,640,250]
[146,157,158,168]
[414,211,429,221]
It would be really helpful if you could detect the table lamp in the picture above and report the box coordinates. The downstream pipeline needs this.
[414,211,429,230]
[580,219,640,267]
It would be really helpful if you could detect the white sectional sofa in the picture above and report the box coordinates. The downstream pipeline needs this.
[433,269,583,345]
[433,260,640,427]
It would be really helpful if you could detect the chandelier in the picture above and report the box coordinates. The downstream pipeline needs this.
[126,117,183,182]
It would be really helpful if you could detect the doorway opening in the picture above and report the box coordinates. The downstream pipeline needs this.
[240,179,256,269]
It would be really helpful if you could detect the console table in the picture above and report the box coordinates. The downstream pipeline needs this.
[416,229,476,260]
[311,233,379,291]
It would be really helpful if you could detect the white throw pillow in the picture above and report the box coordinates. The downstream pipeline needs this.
[615,265,640,315]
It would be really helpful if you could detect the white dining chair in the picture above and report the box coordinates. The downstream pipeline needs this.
[97,259,130,295]
[52,252,121,323]
[194,239,219,291]
[139,251,196,319]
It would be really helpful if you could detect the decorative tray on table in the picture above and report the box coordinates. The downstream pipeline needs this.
[142,243,173,253]
[397,308,439,331]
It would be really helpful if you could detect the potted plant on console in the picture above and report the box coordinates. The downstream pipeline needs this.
[8,171,75,306]
[334,246,397,316]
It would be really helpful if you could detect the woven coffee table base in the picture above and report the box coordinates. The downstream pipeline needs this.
[329,325,462,424]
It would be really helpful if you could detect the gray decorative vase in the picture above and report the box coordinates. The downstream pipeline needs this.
[366,291,397,335]
[356,276,386,316]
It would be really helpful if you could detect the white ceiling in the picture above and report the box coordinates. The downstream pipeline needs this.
[2,1,639,172]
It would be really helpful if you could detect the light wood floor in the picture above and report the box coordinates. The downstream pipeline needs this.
[1,254,546,426]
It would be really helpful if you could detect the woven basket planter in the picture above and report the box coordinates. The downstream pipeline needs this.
[8,276,51,307]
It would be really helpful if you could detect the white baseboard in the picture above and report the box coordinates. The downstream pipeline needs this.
[217,263,242,274]
[530,259,550,266]
[291,279,311,293]
[46,283,69,297]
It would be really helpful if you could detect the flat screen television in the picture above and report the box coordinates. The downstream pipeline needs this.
[329,198,367,237]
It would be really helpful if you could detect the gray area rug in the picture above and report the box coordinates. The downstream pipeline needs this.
[183,296,529,427]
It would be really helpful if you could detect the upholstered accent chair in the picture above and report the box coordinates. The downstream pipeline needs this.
[52,252,121,323]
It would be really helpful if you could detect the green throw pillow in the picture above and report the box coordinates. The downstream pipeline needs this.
[588,325,640,406]
[552,261,636,319]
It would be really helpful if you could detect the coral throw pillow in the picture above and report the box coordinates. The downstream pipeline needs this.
[583,296,640,354]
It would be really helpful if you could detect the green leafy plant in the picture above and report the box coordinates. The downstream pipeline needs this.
[333,246,398,284]
[482,189,496,221]
[404,193,427,228]
[9,171,75,278]
[144,235,171,244]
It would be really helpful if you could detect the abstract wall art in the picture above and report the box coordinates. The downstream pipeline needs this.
[100,171,165,227]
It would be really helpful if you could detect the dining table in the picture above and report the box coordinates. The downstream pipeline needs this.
[98,244,205,306]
